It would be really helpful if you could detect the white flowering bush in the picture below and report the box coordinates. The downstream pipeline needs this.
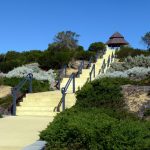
[4,63,56,87]
[99,67,150,79]
[107,55,150,73]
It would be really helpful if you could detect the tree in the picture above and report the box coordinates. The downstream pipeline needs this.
[88,42,106,53]
[142,32,150,50]
[51,31,80,50]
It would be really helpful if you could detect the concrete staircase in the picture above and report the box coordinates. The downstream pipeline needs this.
[16,47,115,117]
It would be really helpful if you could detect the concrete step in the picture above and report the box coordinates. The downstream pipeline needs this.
[16,111,58,117]
[23,94,76,101]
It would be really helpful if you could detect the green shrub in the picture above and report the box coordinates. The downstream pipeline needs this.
[76,77,136,108]
[74,51,95,60]
[88,42,106,53]
[144,108,150,117]
[0,95,12,109]
[40,108,150,150]
[116,47,150,60]
[38,50,74,70]
[40,77,150,149]
[0,60,20,73]
[0,77,50,93]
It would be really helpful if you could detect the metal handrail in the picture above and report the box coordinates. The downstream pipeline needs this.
[87,56,93,68]
[107,55,111,67]
[56,65,67,90]
[89,64,95,82]
[11,73,33,115]
[100,59,106,74]
[77,60,84,77]
[55,73,75,112]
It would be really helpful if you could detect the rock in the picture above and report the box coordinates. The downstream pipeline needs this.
[121,85,150,118]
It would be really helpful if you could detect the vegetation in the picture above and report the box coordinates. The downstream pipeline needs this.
[0,77,50,93]
[40,77,150,149]
[0,95,12,109]
[142,32,150,50]
[0,50,42,73]
[144,108,150,117]
[88,42,106,53]
[52,31,80,50]
[116,47,150,60]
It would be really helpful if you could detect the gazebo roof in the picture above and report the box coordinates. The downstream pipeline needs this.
[106,32,129,45]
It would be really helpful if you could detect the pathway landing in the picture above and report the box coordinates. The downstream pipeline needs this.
[0,116,53,150]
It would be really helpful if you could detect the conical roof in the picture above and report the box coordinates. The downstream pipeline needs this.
[106,32,129,46]
[110,32,124,39]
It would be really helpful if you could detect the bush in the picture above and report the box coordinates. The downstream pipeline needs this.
[108,55,150,74]
[144,108,150,117]
[0,60,20,73]
[40,77,150,149]
[88,42,106,53]
[0,77,50,93]
[103,67,150,80]
[0,95,12,109]
[40,108,150,150]
[38,49,74,70]
[76,78,136,108]
[116,47,150,60]
[5,63,56,86]
[0,50,43,73]
[74,51,95,60]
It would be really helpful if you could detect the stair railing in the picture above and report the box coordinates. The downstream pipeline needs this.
[100,59,106,74]
[89,64,95,82]
[11,73,33,116]
[107,55,111,67]
[87,56,93,68]
[56,65,67,90]
[77,60,84,77]
[54,73,75,112]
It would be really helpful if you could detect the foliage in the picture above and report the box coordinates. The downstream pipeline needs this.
[103,67,150,80]
[40,107,150,150]
[38,49,74,70]
[144,108,150,117]
[0,50,42,73]
[88,42,106,53]
[108,55,150,73]
[116,47,150,60]
[0,95,12,109]
[4,63,55,85]
[0,77,50,93]
[40,77,150,149]
[77,78,123,108]
[74,50,95,60]
[142,32,150,49]
[52,31,79,50]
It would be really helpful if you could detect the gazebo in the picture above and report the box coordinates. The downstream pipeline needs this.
[106,32,129,48]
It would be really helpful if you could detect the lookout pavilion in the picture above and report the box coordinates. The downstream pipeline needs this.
[106,32,129,49]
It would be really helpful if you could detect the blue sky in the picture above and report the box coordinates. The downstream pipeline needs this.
[0,0,150,53]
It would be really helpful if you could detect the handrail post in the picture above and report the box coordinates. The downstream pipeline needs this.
[64,65,67,77]
[28,74,33,93]
[12,88,17,116]
[62,93,65,111]
[93,64,95,78]
[73,74,75,93]
[61,88,66,111]
[90,72,92,82]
